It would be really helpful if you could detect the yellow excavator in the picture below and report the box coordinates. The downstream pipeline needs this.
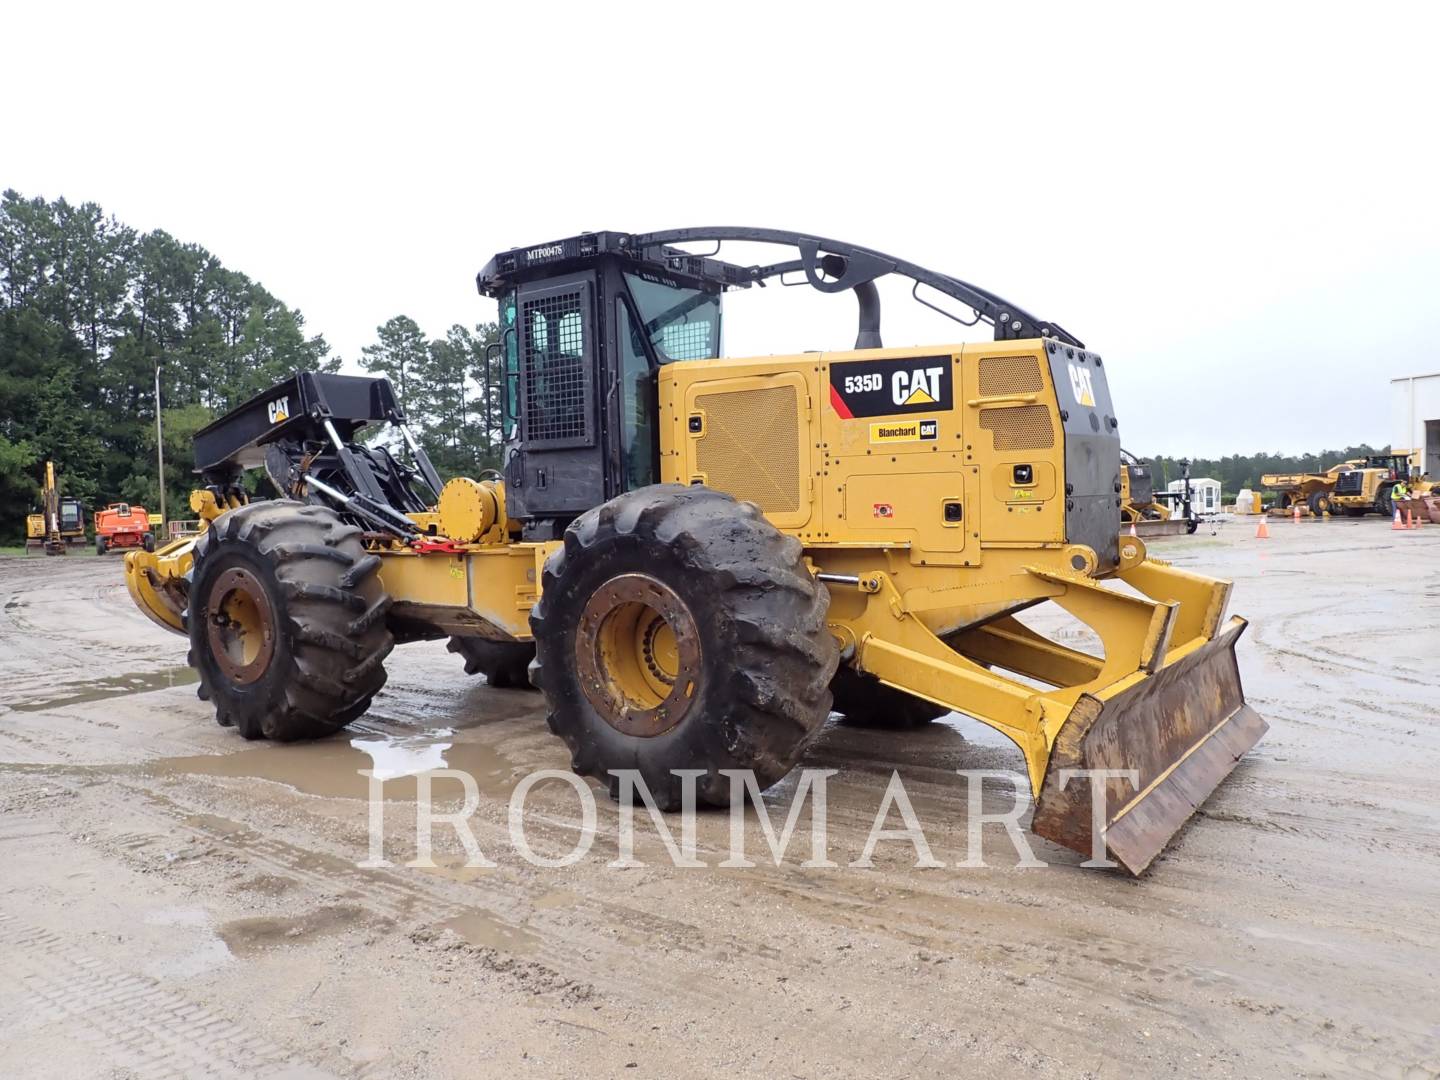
[25,461,86,555]
[123,229,1265,874]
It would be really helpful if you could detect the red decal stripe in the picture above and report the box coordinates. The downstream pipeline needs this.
[828,383,854,419]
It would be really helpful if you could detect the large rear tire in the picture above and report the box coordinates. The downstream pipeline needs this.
[831,665,951,730]
[447,636,536,689]
[188,500,393,741]
[1307,491,1332,516]
[531,484,838,810]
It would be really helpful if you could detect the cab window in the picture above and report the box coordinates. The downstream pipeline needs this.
[622,274,721,362]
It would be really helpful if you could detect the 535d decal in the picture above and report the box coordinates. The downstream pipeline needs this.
[829,355,953,418]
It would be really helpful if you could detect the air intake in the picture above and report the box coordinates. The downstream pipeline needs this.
[979,405,1055,451]
[978,355,1044,397]
[695,385,801,512]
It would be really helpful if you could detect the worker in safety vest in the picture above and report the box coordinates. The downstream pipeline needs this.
[1392,480,1410,503]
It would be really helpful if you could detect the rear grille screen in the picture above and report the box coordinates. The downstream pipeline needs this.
[1334,471,1361,494]
[522,288,591,446]
[978,355,1044,396]
[979,405,1055,450]
[695,385,801,512]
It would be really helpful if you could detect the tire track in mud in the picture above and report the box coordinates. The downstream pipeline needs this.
[0,557,186,708]
[55,778,785,1015]
[0,910,344,1080]
[42,771,1098,1074]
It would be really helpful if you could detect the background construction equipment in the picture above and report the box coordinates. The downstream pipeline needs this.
[24,461,85,555]
[1120,450,1200,536]
[95,503,156,555]
[1263,453,1415,517]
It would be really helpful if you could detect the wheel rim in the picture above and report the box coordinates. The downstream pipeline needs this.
[575,574,701,737]
[206,567,276,684]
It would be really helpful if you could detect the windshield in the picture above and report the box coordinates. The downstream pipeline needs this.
[623,273,721,362]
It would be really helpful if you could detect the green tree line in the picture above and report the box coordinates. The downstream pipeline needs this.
[0,191,504,543]
[0,190,337,541]
[358,315,503,479]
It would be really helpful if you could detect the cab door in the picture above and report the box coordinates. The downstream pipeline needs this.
[506,272,606,519]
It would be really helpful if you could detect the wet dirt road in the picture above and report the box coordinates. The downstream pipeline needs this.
[1,520,1438,1079]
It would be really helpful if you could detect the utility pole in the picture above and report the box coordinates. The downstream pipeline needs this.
[155,360,166,527]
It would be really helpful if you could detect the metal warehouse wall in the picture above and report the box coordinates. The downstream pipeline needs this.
[1392,373,1440,478]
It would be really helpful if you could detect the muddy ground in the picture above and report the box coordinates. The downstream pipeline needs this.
[1,519,1437,1079]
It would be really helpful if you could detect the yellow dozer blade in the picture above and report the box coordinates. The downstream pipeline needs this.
[1027,615,1264,873]
[850,547,1267,874]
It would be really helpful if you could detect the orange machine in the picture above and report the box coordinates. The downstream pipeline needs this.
[94,503,155,555]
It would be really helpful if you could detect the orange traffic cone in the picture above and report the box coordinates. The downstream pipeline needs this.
[1129,521,1138,538]
[1408,509,1418,530]
[1255,518,1270,539]
[1392,508,1404,530]
[1293,505,1301,523]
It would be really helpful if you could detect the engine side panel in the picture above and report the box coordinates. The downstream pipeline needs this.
[658,341,1083,567]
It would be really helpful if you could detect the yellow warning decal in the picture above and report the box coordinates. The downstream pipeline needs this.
[869,418,939,443]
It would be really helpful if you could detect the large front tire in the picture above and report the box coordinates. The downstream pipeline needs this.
[188,501,393,741]
[531,485,838,810]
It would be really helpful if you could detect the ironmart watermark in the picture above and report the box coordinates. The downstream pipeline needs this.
[358,767,1138,871]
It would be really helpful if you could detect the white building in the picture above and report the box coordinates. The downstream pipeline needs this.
[1391,373,1440,480]
[1168,477,1222,517]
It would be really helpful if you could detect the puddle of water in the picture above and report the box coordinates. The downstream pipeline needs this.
[533,888,583,911]
[351,730,454,780]
[1244,924,1337,952]
[141,905,234,979]
[218,904,371,956]
[440,909,541,955]
[155,732,515,802]
[935,713,1023,751]
[10,666,200,712]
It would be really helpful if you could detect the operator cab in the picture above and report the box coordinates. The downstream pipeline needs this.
[478,235,733,537]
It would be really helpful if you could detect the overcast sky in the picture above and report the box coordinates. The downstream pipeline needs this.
[5,2,1437,456]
